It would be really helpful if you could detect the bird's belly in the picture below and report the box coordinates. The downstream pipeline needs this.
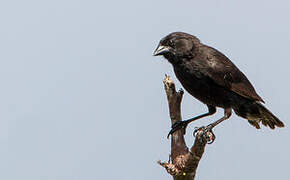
[174,69,233,108]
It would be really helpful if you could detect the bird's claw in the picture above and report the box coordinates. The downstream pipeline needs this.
[193,125,216,144]
[167,121,188,139]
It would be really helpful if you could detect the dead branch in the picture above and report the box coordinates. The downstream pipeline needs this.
[158,75,213,180]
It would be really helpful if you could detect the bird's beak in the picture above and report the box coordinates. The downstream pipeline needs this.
[153,45,170,56]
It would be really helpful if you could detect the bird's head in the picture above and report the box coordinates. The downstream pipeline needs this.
[153,32,200,61]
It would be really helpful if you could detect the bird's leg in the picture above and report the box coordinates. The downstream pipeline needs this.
[194,108,232,144]
[167,105,216,138]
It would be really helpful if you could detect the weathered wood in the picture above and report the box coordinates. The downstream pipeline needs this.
[158,75,213,180]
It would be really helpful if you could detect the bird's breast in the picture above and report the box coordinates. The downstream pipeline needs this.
[173,65,232,108]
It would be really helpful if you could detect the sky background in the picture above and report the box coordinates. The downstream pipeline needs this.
[0,0,289,179]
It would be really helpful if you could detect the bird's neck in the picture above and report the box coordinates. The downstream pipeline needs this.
[164,52,195,66]
[164,54,178,64]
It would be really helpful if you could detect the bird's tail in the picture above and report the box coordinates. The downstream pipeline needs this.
[233,101,284,129]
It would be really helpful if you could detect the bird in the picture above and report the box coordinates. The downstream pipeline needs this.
[153,32,284,140]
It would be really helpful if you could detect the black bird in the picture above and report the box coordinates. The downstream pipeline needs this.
[153,32,284,139]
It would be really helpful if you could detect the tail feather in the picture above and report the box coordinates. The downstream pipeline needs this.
[248,120,261,129]
[256,102,284,129]
[234,101,284,129]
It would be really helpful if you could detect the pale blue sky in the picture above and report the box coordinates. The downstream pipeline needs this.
[0,0,289,179]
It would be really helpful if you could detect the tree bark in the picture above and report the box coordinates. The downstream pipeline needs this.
[158,75,214,180]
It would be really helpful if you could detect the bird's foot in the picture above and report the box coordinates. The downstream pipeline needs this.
[193,124,215,144]
[167,121,188,139]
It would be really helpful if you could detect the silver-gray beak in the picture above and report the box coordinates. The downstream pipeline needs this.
[153,45,170,56]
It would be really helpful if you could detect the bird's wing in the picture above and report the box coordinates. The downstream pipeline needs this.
[201,46,264,102]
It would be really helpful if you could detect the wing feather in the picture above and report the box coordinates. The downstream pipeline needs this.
[201,46,264,102]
